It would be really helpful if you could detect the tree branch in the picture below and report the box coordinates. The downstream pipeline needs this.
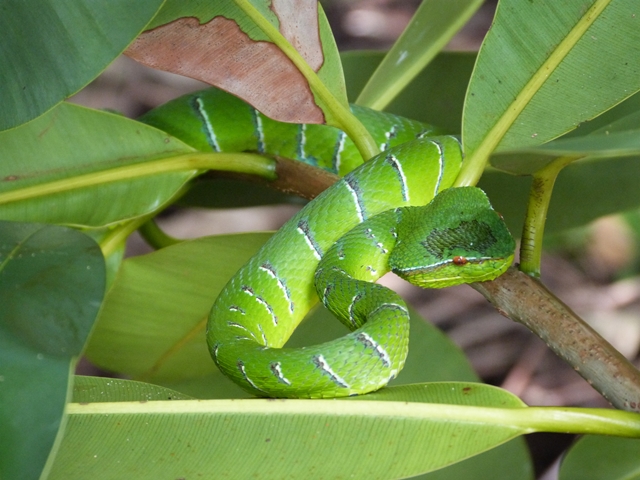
[472,267,640,412]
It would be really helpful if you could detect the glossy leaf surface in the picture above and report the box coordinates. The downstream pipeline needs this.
[0,0,162,131]
[0,222,105,479]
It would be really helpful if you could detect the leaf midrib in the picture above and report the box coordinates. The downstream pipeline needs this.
[458,0,612,186]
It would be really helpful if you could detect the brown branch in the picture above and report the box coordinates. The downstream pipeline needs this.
[206,156,338,200]
[472,267,640,412]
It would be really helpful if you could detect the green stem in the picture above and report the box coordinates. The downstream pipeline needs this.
[100,215,152,258]
[0,153,275,207]
[236,0,379,160]
[138,218,181,250]
[453,151,488,187]
[482,406,640,437]
[519,156,577,277]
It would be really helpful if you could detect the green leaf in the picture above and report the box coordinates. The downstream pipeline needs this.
[462,0,640,181]
[563,89,640,138]
[85,233,274,383]
[0,103,194,226]
[68,377,534,479]
[356,0,483,110]
[49,383,531,479]
[343,51,476,134]
[479,71,640,235]
[0,103,273,227]
[559,435,640,479]
[0,0,163,131]
[47,382,640,479]
[354,382,526,406]
[418,439,533,480]
[0,221,105,480]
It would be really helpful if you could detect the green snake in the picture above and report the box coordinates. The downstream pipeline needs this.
[141,88,516,398]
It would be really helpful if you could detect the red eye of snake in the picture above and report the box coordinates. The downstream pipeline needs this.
[453,256,468,266]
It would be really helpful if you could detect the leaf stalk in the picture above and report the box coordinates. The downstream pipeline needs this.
[519,156,578,276]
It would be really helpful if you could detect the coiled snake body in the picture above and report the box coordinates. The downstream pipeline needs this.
[141,89,515,398]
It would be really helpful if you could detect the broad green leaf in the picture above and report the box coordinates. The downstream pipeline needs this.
[68,377,534,479]
[0,221,105,480]
[492,132,640,175]
[126,0,348,127]
[559,435,640,479]
[463,0,640,164]
[343,51,476,134]
[476,67,640,236]
[418,439,533,480]
[85,233,274,382]
[356,382,526,407]
[562,89,640,138]
[356,0,483,111]
[0,102,273,227]
[48,382,640,479]
[82,227,128,288]
[49,383,535,479]
[0,0,163,131]
[0,103,194,227]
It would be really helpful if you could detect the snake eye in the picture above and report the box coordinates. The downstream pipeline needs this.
[452,256,468,266]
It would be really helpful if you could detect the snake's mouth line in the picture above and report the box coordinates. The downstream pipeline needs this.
[393,256,497,274]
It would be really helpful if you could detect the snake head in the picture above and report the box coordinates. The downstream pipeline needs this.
[389,187,515,289]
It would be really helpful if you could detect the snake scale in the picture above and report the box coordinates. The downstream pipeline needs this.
[141,88,515,398]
